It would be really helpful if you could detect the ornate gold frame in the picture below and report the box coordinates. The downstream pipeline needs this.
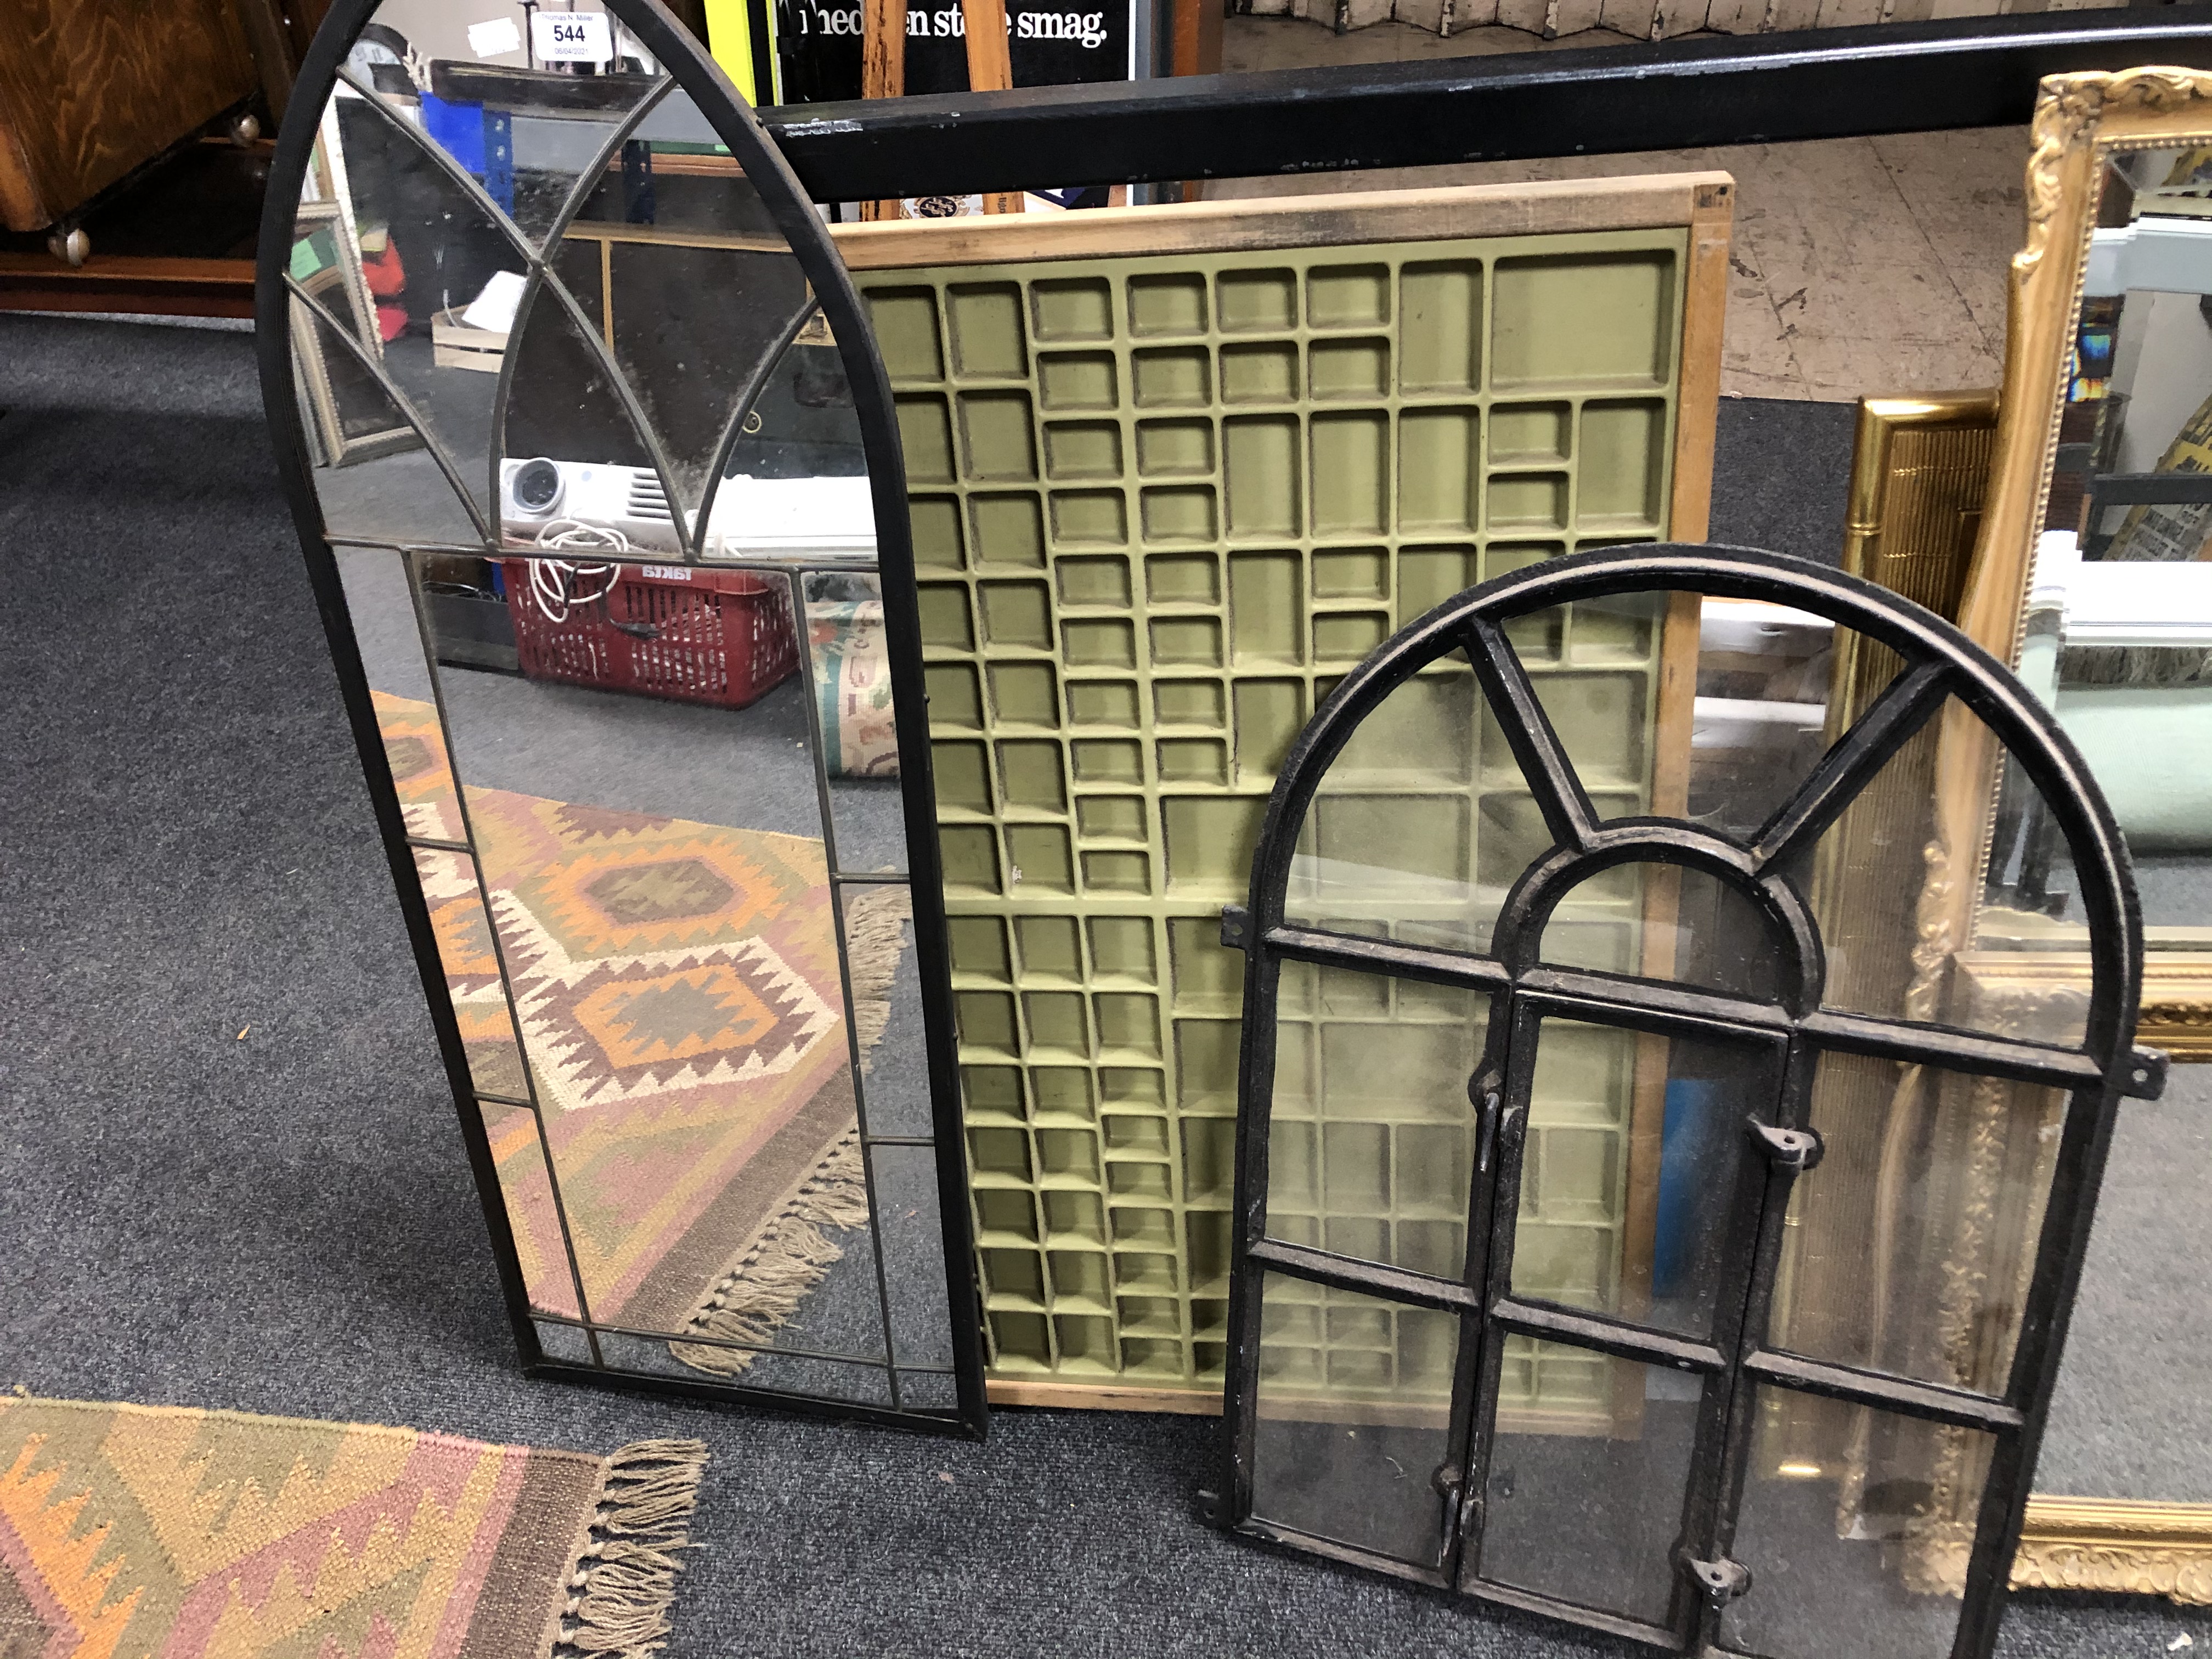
[2140,957,2212,1059]
[1959,67,2212,1054]
[1843,389,2212,1051]
[1946,65,2212,1604]
[2017,1494,2212,1600]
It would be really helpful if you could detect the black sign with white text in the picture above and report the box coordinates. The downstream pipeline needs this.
[772,0,1137,103]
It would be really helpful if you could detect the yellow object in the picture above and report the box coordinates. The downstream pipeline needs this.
[704,0,775,106]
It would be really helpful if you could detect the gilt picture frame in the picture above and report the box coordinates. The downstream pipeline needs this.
[1944,65,2212,1602]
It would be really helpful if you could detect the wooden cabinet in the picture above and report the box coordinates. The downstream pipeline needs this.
[0,0,260,232]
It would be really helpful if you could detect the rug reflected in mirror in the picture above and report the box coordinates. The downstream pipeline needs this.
[375,693,909,1373]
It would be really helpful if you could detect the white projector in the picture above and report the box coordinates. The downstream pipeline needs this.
[499,457,877,562]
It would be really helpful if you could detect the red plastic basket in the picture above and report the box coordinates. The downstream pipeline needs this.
[499,560,799,710]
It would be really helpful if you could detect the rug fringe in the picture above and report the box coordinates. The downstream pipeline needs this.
[553,1439,708,1659]
[669,1133,872,1375]
[668,883,911,1376]
[842,883,912,1075]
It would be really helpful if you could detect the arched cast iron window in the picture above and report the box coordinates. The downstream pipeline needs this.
[1216,545,2164,1657]
[255,0,983,1434]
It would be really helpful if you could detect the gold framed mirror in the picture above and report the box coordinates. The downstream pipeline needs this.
[1935,66,2212,1600]
[1966,68,2212,1052]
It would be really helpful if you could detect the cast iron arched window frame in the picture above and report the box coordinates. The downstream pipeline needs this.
[253,0,984,1435]
[1217,544,2165,1656]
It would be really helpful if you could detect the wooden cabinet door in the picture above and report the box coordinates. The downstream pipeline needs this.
[0,0,258,231]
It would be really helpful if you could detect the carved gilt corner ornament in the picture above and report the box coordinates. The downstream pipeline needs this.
[2021,67,2212,270]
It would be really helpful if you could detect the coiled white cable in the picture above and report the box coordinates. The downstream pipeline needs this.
[527,520,631,623]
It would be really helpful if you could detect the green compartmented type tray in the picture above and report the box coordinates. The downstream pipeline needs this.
[859,222,1696,1400]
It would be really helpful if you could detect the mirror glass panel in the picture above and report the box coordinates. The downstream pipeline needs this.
[2039,1068,2212,1502]
[1470,1346,1703,1630]
[1512,1018,1769,1345]
[1721,1387,1989,1659]
[1250,1272,1458,1569]
[2024,146,2212,945]
[1931,118,2212,1553]
[1264,966,1491,1279]
[1990,138,2212,1516]
[279,0,964,1419]
[428,550,887,1362]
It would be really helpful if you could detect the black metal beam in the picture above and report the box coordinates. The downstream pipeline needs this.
[763,6,2212,200]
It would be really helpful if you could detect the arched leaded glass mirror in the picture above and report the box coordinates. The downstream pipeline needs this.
[255,0,983,1433]
[1217,545,2164,1656]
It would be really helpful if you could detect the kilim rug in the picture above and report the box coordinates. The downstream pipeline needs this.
[373,692,910,1374]
[0,1395,704,1658]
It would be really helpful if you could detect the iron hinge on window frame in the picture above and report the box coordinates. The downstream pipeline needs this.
[1221,904,1251,951]
[1685,1555,1751,1604]
[1432,1464,1480,1545]
[1748,1120,1824,1172]
[1471,1073,1505,1173]
[2125,1046,2168,1101]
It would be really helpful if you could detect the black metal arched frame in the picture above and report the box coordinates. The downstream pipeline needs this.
[1216,544,2166,1656]
[252,0,985,1437]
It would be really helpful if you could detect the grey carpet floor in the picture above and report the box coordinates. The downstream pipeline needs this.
[1,311,2205,1657]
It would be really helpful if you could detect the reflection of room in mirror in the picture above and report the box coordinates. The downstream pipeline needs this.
[287,6,882,573]
[1688,596,1832,836]
[2013,146,2212,935]
[389,546,924,1389]
[290,103,424,475]
[274,0,964,1420]
[2038,1066,2212,1505]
